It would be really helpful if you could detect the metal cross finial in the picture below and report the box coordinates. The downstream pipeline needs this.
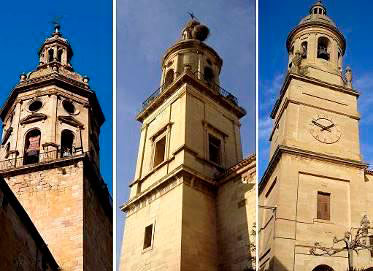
[187,12,197,20]
[51,16,63,33]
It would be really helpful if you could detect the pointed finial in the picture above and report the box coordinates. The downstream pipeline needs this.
[345,65,352,88]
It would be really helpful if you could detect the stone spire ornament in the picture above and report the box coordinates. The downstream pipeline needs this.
[345,66,352,88]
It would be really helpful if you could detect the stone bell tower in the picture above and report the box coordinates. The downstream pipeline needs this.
[120,19,249,270]
[0,24,112,271]
[259,2,373,271]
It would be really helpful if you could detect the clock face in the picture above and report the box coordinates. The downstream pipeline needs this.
[309,116,341,144]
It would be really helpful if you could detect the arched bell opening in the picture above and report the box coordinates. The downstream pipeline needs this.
[61,129,75,157]
[24,129,41,165]
[48,48,54,63]
[301,41,308,59]
[317,37,330,61]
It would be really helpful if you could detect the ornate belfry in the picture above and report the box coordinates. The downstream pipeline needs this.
[259,1,373,271]
[120,18,256,271]
[0,24,112,270]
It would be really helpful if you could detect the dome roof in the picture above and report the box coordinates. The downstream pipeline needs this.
[298,0,336,27]
[299,14,336,27]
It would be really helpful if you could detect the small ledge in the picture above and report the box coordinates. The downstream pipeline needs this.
[42,142,59,149]
[142,246,154,254]
[130,157,175,187]
[313,218,334,224]
[196,155,225,172]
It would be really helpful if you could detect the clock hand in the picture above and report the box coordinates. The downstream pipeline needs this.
[312,120,327,129]
[321,123,334,131]
[312,120,331,132]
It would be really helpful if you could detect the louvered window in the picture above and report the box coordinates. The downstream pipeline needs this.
[317,192,330,220]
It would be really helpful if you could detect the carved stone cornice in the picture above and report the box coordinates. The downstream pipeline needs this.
[0,73,105,127]
[58,115,84,128]
[121,166,216,216]
[259,145,367,193]
[20,113,47,125]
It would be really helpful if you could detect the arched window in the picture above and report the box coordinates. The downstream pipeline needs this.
[61,130,74,157]
[301,41,308,59]
[312,265,334,271]
[57,49,63,63]
[164,69,174,89]
[204,66,214,83]
[317,37,330,61]
[48,48,54,63]
[24,129,41,165]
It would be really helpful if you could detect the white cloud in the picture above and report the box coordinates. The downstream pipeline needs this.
[258,117,272,140]
[260,72,284,112]
[268,73,284,95]
[354,73,373,124]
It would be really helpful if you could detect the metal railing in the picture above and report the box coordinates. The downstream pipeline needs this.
[142,83,166,109]
[0,149,82,171]
[141,71,239,110]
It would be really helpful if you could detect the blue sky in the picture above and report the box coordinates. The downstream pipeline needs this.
[117,0,256,265]
[0,1,113,191]
[259,0,373,178]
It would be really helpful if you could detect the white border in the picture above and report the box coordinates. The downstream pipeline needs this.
[113,0,117,269]
[255,0,259,269]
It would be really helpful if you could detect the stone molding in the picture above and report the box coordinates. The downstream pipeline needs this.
[259,145,367,193]
[58,115,84,128]
[20,113,48,125]
[122,165,216,215]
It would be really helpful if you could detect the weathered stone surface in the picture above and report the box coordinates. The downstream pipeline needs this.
[120,19,255,271]
[0,178,58,271]
[259,2,373,271]
[0,25,112,271]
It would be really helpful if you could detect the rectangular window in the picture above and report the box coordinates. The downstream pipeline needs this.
[153,136,166,168]
[208,134,221,164]
[143,224,153,249]
[317,192,330,220]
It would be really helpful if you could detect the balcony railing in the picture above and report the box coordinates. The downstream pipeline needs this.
[141,71,239,110]
[0,149,82,172]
